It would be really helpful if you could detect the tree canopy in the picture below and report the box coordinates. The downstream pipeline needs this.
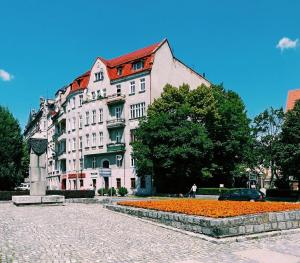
[0,106,25,190]
[131,84,251,193]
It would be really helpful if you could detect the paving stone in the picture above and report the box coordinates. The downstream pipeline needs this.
[0,203,300,263]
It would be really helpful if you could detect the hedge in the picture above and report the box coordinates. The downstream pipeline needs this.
[46,190,95,199]
[0,190,95,201]
[266,189,300,198]
[196,188,242,195]
[0,190,30,201]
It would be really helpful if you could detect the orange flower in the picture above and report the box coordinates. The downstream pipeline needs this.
[117,199,300,218]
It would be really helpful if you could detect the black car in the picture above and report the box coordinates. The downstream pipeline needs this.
[218,188,265,201]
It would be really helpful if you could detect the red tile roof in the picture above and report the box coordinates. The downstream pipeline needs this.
[69,71,91,94]
[67,40,165,97]
[286,89,300,111]
[99,40,165,81]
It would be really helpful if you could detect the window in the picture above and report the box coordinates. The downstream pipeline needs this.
[79,95,83,106]
[92,133,96,147]
[99,132,103,146]
[86,134,90,147]
[130,129,136,143]
[102,88,107,98]
[140,78,145,92]
[97,90,101,98]
[73,159,76,170]
[92,92,96,100]
[131,178,136,189]
[140,176,146,189]
[85,112,89,125]
[68,119,71,131]
[115,106,121,119]
[116,178,121,189]
[116,85,121,96]
[79,115,83,129]
[80,179,84,187]
[92,110,96,124]
[132,60,144,71]
[130,81,135,94]
[79,158,83,170]
[68,139,71,152]
[117,67,122,76]
[99,108,103,123]
[72,138,76,150]
[115,131,121,143]
[130,102,146,119]
[72,97,76,109]
[79,136,82,149]
[130,156,135,167]
[68,160,71,171]
[92,157,96,169]
[116,155,122,167]
[95,71,103,81]
[72,117,76,130]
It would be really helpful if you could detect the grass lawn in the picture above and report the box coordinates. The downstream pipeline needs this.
[117,199,300,218]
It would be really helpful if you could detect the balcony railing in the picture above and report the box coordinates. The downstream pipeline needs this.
[99,168,111,177]
[106,94,126,105]
[106,118,125,129]
[107,142,125,152]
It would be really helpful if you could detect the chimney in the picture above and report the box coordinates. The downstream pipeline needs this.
[203,72,206,78]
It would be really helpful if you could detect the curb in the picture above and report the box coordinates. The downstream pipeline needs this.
[104,205,300,244]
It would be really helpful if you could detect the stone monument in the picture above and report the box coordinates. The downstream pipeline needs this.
[12,133,65,205]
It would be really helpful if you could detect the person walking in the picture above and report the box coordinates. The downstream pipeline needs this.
[191,184,197,198]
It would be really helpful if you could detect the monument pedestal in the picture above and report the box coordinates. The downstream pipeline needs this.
[12,134,65,206]
[12,195,65,206]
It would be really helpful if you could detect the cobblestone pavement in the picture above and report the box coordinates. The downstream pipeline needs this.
[0,203,300,263]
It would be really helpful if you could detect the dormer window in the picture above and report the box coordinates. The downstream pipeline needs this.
[132,60,144,71]
[94,70,104,82]
[117,67,123,76]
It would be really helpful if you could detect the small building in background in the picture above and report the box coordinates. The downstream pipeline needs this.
[286,89,300,111]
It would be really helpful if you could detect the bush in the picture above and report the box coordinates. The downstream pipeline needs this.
[97,188,108,196]
[107,187,116,196]
[0,190,95,201]
[0,190,29,201]
[46,190,95,199]
[118,187,128,197]
[196,188,242,195]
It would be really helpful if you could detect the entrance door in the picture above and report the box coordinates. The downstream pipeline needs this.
[104,177,109,189]
[61,179,66,190]
[92,179,96,191]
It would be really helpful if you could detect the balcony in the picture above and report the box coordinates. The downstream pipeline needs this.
[52,130,66,141]
[99,168,111,177]
[106,94,126,105]
[107,142,125,152]
[106,118,125,129]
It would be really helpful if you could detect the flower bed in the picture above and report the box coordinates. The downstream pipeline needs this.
[117,199,300,218]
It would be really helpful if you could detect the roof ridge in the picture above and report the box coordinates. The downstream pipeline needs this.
[98,40,165,67]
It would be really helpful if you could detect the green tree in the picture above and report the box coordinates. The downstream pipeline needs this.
[132,84,251,193]
[251,107,284,187]
[277,100,300,192]
[208,85,251,187]
[0,106,24,190]
[133,84,213,193]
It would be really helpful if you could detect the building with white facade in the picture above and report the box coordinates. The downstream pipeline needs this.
[27,39,210,195]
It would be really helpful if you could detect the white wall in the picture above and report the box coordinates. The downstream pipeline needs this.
[151,41,210,102]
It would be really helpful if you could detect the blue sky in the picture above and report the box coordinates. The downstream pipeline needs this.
[0,0,299,129]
